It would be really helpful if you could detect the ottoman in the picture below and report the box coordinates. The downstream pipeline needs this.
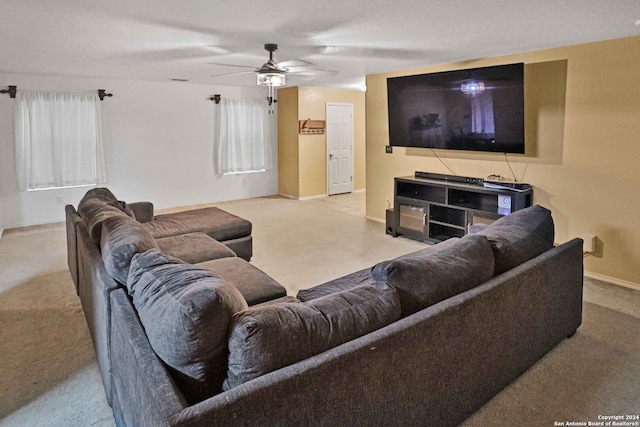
[144,207,253,260]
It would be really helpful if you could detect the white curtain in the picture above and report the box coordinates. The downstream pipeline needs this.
[214,98,272,175]
[14,91,106,190]
[471,91,495,134]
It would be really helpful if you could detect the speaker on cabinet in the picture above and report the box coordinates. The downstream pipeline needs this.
[386,209,396,236]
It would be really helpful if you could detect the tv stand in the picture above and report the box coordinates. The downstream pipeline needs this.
[391,175,532,243]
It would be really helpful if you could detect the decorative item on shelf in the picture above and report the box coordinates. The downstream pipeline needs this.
[299,119,326,135]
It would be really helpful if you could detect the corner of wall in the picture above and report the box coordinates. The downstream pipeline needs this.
[277,87,300,198]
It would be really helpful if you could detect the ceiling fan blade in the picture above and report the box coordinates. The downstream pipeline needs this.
[277,59,312,68]
[287,74,322,82]
[206,62,257,70]
[316,45,427,60]
[210,71,255,78]
[288,69,339,77]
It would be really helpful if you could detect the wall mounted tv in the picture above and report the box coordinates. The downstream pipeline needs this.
[387,63,525,153]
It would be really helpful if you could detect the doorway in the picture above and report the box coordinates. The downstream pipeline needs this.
[326,103,354,196]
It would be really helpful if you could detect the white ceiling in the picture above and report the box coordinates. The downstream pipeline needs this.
[1,0,639,90]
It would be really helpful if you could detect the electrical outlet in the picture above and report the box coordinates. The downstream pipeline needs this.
[385,145,393,154]
[582,234,597,253]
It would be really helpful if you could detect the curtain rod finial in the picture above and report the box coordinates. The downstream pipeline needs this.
[1,85,17,98]
[98,89,113,101]
[211,94,221,104]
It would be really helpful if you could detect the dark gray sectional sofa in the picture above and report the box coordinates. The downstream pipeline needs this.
[65,188,286,408]
[66,189,584,426]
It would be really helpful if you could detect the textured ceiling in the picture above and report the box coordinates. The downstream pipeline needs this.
[1,0,639,90]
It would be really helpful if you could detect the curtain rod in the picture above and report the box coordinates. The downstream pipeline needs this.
[1,86,112,101]
[97,89,113,101]
[1,85,17,98]
[208,94,276,107]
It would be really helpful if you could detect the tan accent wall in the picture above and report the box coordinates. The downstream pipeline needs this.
[278,86,366,198]
[277,87,300,198]
[366,35,640,288]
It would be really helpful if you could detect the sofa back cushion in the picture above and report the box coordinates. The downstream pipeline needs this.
[127,249,248,404]
[78,187,118,206]
[371,234,494,317]
[478,204,554,275]
[100,215,158,284]
[223,283,400,390]
[77,188,135,245]
[295,238,464,303]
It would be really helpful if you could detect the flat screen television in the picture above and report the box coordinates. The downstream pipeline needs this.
[387,63,525,153]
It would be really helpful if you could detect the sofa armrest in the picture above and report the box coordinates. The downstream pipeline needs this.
[128,202,154,223]
[110,288,187,427]
[65,204,84,294]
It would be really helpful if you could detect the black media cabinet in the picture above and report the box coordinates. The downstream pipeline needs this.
[391,175,532,242]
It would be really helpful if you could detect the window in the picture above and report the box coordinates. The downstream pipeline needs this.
[14,91,106,190]
[214,98,272,175]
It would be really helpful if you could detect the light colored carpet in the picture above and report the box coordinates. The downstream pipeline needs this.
[0,195,638,426]
[0,222,115,426]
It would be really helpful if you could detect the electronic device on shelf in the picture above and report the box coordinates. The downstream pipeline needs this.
[483,180,531,192]
[414,171,484,186]
[387,63,525,154]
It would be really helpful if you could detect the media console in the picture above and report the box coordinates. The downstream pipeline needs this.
[390,175,533,242]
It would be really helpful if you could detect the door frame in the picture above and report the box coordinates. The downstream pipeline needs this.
[325,102,354,196]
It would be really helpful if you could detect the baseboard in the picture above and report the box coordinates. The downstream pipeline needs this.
[365,215,384,224]
[584,271,640,291]
[277,193,297,200]
[298,194,328,201]
[280,190,364,201]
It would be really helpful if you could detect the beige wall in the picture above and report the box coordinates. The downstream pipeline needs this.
[366,35,640,289]
[278,86,366,198]
[277,87,299,198]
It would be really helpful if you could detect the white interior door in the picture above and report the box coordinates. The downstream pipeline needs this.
[326,103,354,195]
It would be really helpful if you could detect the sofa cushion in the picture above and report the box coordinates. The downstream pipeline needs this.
[156,232,236,264]
[218,235,253,261]
[371,234,494,316]
[78,188,136,245]
[223,283,400,390]
[78,187,118,207]
[296,238,463,302]
[100,215,158,284]
[252,295,301,307]
[127,249,248,404]
[197,257,287,305]
[144,207,252,241]
[296,267,374,302]
[478,204,554,275]
[127,201,154,223]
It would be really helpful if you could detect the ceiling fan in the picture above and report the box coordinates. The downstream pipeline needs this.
[208,43,339,87]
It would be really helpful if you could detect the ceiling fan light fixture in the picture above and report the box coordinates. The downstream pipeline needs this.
[256,72,286,87]
[461,81,485,96]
